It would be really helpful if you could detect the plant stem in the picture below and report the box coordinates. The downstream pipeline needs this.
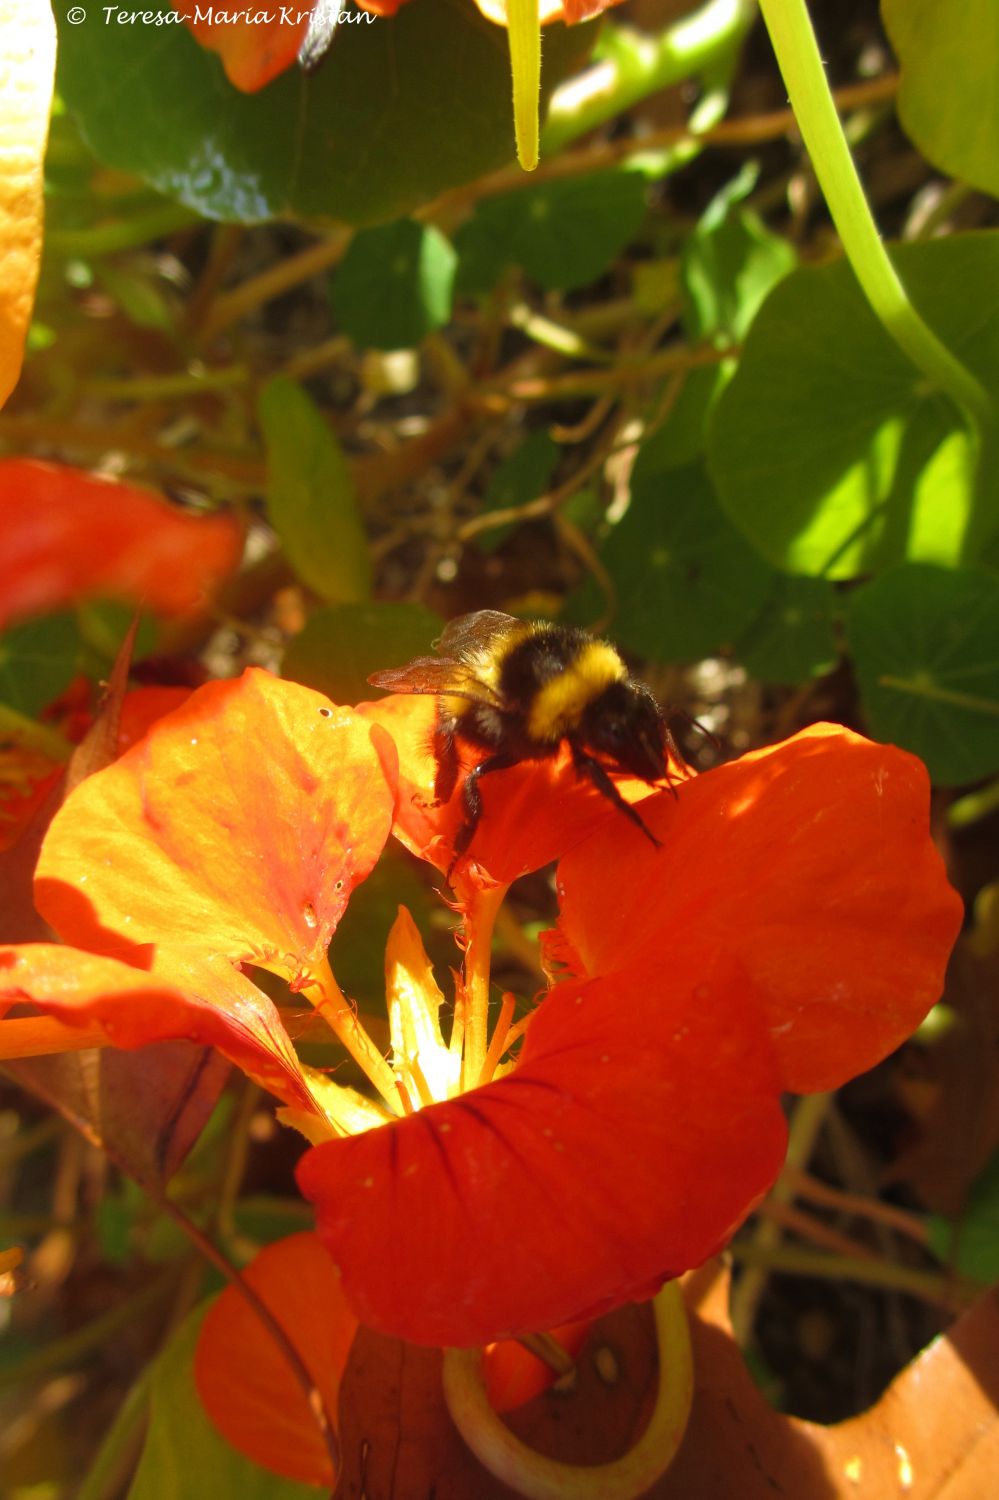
[542,0,757,156]
[758,0,993,434]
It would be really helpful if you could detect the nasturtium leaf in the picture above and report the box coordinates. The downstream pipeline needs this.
[927,1149,999,1282]
[846,562,999,785]
[53,0,596,225]
[129,1306,319,1500]
[282,601,442,704]
[454,168,648,294]
[681,164,797,344]
[569,463,775,661]
[883,0,999,197]
[331,219,456,350]
[476,429,561,553]
[0,612,81,716]
[260,377,371,603]
[734,576,839,685]
[707,232,999,577]
[631,365,730,477]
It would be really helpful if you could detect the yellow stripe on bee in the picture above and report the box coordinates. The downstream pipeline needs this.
[528,641,626,743]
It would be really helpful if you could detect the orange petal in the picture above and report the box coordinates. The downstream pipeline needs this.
[195,1232,357,1487]
[0,460,243,629]
[484,1319,590,1412]
[0,3,55,406]
[0,944,317,1111]
[35,671,396,978]
[180,6,309,91]
[298,950,786,1347]
[556,725,963,1093]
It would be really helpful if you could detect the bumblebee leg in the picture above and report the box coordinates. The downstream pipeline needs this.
[570,744,661,848]
[432,715,461,806]
[449,751,518,873]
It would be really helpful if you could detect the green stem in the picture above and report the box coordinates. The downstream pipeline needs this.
[542,0,757,157]
[509,0,541,171]
[757,0,993,434]
[44,202,199,258]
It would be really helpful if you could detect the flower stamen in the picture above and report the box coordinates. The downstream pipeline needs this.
[299,954,398,1110]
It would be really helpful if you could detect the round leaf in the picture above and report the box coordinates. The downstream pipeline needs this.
[54,0,596,225]
[884,0,999,197]
[707,233,999,578]
[734,576,839,685]
[572,464,775,661]
[455,169,648,294]
[332,219,456,350]
[847,562,999,785]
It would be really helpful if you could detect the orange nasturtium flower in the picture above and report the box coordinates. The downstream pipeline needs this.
[0,669,961,1486]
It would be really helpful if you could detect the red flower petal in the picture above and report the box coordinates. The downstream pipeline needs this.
[297,949,786,1347]
[195,1232,357,1487]
[0,460,242,630]
[360,695,675,884]
[484,1319,590,1412]
[178,6,308,91]
[555,725,963,1093]
[35,671,396,976]
[0,944,317,1111]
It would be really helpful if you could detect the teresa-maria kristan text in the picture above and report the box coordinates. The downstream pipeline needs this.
[100,5,376,24]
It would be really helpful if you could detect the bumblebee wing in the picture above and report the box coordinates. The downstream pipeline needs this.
[435,610,526,663]
[367,656,502,706]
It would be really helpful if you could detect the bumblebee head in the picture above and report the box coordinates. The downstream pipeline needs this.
[579,679,672,785]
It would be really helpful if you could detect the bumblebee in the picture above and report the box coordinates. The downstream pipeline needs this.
[368,611,683,865]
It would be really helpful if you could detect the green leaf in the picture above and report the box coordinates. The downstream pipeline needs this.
[282,601,442,704]
[681,164,797,343]
[631,365,730,478]
[846,562,999,785]
[454,169,648,294]
[53,0,596,226]
[927,1149,999,1282]
[260,378,371,603]
[0,613,81,716]
[332,220,456,350]
[707,232,999,578]
[883,0,999,197]
[569,463,775,661]
[128,1307,318,1500]
[476,430,561,554]
[734,576,839,685]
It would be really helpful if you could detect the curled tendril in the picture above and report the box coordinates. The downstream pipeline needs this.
[441,1282,693,1499]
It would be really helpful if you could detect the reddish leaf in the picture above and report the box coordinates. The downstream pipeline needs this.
[658,1264,999,1500]
[0,459,243,629]
[35,670,396,976]
[555,725,962,1093]
[6,1041,230,1192]
[195,1232,358,1488]
[891,938,999,1213]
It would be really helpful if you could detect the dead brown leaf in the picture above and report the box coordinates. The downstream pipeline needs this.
[336,1264,998,1500]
